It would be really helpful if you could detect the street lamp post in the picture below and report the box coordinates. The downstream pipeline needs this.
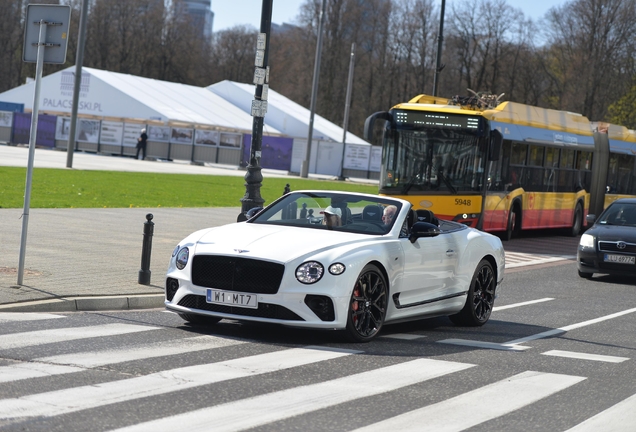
[238,0,273,221]
[300,0,327,178]
[432,0,446,97]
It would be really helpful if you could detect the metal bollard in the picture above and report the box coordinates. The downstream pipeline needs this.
[138,213,154,285]
[284,184,291,195]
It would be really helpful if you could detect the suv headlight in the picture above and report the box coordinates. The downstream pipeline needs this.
[296,261,324,284]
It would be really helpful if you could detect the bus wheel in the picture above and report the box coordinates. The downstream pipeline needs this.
[503,207,517,241]
[570,203,583,237]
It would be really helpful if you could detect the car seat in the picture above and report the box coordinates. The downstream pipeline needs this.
[415,209,439,226]
[362,204,383,221]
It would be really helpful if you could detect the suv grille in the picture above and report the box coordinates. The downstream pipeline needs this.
[191,255,284,294]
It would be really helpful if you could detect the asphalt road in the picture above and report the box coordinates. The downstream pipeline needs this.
[0,258,634,432]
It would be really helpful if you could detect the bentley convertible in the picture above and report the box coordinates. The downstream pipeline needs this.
[165,191,505,342]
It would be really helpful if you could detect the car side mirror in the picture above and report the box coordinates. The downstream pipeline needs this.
[586,214,596,224]
[409,221,441,243]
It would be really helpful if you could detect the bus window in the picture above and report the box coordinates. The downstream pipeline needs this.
[510,143,527,165]
[617,154,634,194]
[545,147,559,167]
[561,149,575,169]
[528,145,544,166]
[576,151,593,191]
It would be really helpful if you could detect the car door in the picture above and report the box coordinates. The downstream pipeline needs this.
[396,231,459,308]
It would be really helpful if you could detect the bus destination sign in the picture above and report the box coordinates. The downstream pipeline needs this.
[394,110,481,130]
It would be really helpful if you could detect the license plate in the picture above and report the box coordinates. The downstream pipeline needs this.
[603,254,635,264]
[206,289,258,309]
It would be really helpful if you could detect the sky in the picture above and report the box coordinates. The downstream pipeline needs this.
[211,0,573,33]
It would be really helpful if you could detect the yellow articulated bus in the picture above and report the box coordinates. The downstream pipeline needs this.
[364,92,622,240]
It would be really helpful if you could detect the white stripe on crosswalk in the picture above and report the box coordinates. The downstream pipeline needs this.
[493,298,554,311]
[0,312,66,322]
[352,371,585,432]
[0,346,358,421]
[542,350,629,363]
[0,335,246,383]
[0,323,159,350]
[505,253,573,268]
[0,362,85,384]
[564,392,636,431]
[37,335,245,368]
[111,358,475,432]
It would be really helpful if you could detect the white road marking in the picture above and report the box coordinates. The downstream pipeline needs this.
[438,339,531,351]
[493,298,555,311]
[0,346,358,420]
[111,358,475,432]
[0,323,159,350]
[352,371,585,432]
[564,392,636,431]
[0,335,246,383]
[541,350,629,363]
[439,307,636,351]
[506,307,636,346]
[380,333,427,340]
[0,312,66,322]
[505,252,574,268]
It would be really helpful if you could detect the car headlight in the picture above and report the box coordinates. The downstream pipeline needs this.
[328,263,346,275]
[579,233,595,249]
[172,245,180,257]
[175,247,189,270]
[296,261,324,284]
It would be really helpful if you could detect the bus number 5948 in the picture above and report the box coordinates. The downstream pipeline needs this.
[455,199,471,206]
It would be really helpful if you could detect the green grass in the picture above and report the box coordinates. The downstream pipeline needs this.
[0,167,379,208]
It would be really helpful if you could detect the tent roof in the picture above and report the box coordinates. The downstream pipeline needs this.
[207,80,369,145]
[0,67,281,134]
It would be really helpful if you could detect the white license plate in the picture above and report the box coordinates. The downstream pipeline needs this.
[603,254,635,264]
[206,289,258,309]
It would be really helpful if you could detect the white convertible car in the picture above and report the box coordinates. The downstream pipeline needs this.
[165,191,505,342]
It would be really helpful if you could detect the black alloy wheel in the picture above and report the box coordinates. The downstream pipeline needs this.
[345,264,388,342]
[450,259,496,326]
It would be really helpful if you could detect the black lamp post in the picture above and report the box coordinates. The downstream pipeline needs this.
[432,0,446,97]
[238,0,273,222]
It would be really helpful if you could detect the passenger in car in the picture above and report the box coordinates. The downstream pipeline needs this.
[322,206,342,228]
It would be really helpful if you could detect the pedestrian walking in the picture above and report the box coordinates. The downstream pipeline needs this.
[136,128,148,160]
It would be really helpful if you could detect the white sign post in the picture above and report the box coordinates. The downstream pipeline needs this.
[17,5,71,286]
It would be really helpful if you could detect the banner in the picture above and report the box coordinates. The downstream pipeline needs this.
[124,123,145,147]
[170,127,193,144]
[0,111,12,128]
[147,125,170,142]
[99,121,124,145]
[76,119,100,143]
[343,144,371,170]
[195,129,219,146]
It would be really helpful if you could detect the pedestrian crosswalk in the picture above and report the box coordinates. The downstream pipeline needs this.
[505,251,575,268]
[0,312,632,431]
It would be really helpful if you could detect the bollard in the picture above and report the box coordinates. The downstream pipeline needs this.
[138,213,154,285]
[284,184,291,195]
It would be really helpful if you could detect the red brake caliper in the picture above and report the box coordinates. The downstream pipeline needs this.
[352,287,360,323]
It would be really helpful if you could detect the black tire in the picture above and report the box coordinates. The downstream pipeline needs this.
[570,203,583,237]
[178,313,222,325]
[503,205,518,241]
[578,270,593,279]
[344,264,388,342]
[449,259,496,326]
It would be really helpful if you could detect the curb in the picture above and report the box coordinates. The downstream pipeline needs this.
[0,294,165,313]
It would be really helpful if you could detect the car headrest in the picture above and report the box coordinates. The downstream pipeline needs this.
[416,209,439,226]
[362,204,383,221]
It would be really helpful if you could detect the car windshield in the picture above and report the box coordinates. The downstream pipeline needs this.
[598,203,636,226]
[248,191,403,235]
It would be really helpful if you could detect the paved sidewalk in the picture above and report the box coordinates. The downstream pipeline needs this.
[0,144,377,312]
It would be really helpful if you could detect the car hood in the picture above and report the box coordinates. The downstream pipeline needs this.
[589,224,636,242]
[191,223,380,263]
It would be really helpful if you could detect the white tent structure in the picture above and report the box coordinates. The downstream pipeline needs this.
[207,80,380,177]
[0,66,279,134]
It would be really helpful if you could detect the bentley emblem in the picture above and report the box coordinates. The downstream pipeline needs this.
[234,249,250,253]
[617,242,626,250]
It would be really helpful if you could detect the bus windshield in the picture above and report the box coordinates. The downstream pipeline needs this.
[380,127,487,195]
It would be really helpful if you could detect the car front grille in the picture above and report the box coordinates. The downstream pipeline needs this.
[178,294,304,321]
[191,255,284,294]
[598,241,636,254]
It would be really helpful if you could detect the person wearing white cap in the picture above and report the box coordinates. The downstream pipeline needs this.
[136,128,148,160]
[322,205,342,227]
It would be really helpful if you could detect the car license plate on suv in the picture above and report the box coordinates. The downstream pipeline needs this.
[604,254,635,264]
[206,289,258,309]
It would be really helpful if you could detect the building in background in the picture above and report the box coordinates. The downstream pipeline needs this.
[179,0,214,38]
